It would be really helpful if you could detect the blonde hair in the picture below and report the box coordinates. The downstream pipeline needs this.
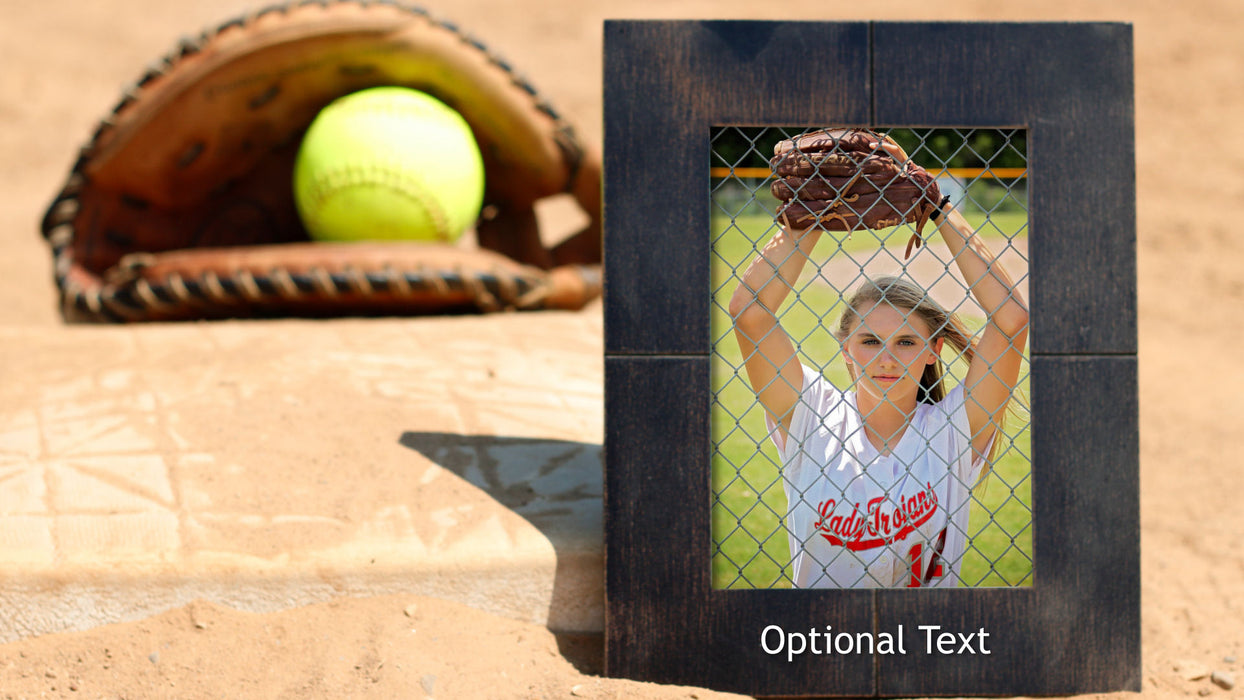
[834,276,1007,475]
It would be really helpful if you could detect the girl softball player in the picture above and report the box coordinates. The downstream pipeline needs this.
[728,159,1028,588]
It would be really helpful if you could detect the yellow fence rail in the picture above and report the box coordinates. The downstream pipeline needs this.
[710,166,1028,180]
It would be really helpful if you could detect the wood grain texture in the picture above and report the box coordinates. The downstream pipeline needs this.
[605,356,714,681]
[1028,354,1140,693]
[605,356,875,696]
[876,355,1140,695]
[873,22,1137,356]
[603,20,869,356]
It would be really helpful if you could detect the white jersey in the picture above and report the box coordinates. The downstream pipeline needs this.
[767,364,989,588]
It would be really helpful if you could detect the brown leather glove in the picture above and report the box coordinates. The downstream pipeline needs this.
[770,128,942,258]
[41,1,601,322]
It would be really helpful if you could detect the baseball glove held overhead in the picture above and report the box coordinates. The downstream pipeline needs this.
[769,129,942,258]
[41,0,601,322]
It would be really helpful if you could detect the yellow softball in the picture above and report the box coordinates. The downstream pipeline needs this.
[293,86,485,243]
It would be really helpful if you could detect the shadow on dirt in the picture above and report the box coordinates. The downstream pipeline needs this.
[398,431,604,675]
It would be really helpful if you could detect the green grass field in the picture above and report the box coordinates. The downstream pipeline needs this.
[709,207,1033,589]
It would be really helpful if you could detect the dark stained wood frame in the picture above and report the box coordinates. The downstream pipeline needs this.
[603,20,1137,697]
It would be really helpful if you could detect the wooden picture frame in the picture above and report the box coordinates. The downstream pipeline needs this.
[603,20,1138,697]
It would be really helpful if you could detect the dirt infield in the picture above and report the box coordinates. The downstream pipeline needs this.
[2,0,1242,697]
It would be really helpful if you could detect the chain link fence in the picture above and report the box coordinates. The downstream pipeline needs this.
[710,127,1032,589]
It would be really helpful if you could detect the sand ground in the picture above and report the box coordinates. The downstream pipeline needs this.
[1,0,1242,697]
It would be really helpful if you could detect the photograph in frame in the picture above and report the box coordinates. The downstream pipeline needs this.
[710,127,1033,591]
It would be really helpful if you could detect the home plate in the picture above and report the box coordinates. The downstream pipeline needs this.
[0,310,603,642]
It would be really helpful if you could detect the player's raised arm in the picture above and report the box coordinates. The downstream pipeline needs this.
[936,207,1029,458]
[728,224,820,439]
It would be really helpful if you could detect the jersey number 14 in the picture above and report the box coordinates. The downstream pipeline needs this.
[907,528,948,587]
